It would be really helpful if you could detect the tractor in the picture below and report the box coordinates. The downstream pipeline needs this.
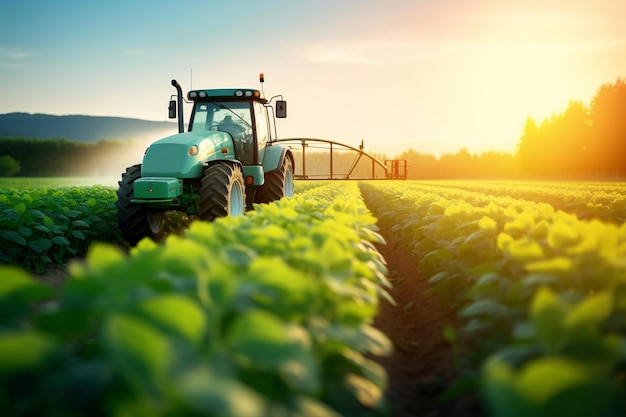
[116,74,295,245]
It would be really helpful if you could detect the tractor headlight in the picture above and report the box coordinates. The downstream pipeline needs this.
[189,145,199,156]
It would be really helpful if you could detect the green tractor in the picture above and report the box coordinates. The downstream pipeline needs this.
[116,74,295,245]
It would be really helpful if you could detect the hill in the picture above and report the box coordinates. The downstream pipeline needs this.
[0,112,178,143]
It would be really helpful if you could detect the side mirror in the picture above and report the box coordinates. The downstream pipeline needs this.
[168,100,177,119]
[276,100,287,118]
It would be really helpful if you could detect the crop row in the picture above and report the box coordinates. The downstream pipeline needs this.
[407,180,626,224]
[0,179,328,273]
[0,184,119,272]
[360,181,626,417]
[0,181,393,417]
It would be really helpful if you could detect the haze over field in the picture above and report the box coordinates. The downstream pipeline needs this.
[1,0,625,157]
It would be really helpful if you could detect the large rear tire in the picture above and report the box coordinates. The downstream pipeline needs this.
[255,155,294,203]
[199,163,246,221]
[116,164,150,246]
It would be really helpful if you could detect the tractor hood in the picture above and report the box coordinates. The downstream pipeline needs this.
[141,131,235,178]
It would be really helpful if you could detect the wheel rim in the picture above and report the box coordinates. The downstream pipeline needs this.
[146,211,166,234]
[285,169,294,197]
[229,180,245,216]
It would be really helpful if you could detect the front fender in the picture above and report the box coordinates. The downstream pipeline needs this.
[263,145,292,172]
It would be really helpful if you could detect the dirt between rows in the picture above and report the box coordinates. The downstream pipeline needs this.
[367,211,484,416]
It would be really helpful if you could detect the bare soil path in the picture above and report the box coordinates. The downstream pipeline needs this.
[363,195,483,416]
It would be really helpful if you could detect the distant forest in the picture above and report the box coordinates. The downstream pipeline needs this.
[395,77,626,179]
[0,77,624,179]
[0,138,147,177]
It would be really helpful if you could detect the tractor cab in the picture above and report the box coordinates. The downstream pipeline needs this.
[186,90,265,165]
[190,100,253,163]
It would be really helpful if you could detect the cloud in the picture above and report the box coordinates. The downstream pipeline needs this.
[301,39,382,65]
[0,47,30,59]
[300,32,431,66]
[0,47,32,69]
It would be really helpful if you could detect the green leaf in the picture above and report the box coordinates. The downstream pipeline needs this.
[530,287,568,352]
[344,373,384,410]
[70,230,86,240]
[34,225,51,233]
[0,331,60,373]
[525,257,572,274]
[103,313,170,389]
[1,230,26,246]
[505,238,544,262]
[227,310,316,373]
[52,236,70,246]
[547,221,579,249]
[478,215,497,233]
[320,323,392,356]
[461,299,508,318]
[72,219,90,228]
[13,202,26,215]
[497,232,514,250]
[463,230,487,245]
[28,208,47,219]
[28,238,52,253]
[18,226,33,237]
[84,243,126,270]
[137,295,206,346]
[239,257,315,320]
[281,396,343,417]
[176,367,266,417]
[565,291,612,330]
[475,272,503,288]
[483,357,534,417]
[515,357,614,414]
[0,266,53,322]
[428,270,450,284]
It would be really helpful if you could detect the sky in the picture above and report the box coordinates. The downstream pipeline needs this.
[1,0,625,158]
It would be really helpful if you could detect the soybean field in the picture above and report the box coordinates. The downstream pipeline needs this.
[1,178,625,417]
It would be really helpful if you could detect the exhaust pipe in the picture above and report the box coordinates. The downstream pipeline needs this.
[171,79,184,133]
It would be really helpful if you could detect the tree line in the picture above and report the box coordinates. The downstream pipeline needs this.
[517,77,626,178]
[0,137,147,177]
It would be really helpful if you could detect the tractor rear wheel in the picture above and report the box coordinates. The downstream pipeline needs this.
[198,162,246,221]
[255,155,294,203]
[116,164,150,246]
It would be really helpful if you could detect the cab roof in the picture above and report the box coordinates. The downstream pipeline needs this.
[187,88,267,103]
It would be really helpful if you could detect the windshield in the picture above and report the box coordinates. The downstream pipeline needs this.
[190,101,252,134]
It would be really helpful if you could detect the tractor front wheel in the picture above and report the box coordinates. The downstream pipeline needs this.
[146,211,168,241]
[198,163,246,221]
[116,164,150,246]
